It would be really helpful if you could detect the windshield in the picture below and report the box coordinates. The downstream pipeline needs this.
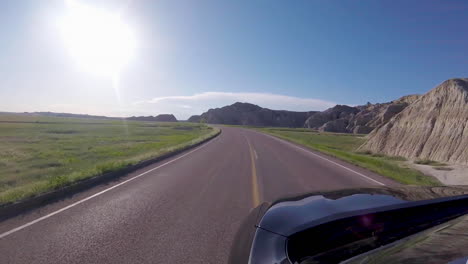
[1,1,467,263]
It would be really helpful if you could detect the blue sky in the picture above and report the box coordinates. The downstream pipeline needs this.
[1,0,467,119]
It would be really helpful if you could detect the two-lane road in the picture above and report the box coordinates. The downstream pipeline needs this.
[0,127,396,263]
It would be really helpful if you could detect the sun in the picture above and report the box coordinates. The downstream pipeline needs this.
[59,0,137,77]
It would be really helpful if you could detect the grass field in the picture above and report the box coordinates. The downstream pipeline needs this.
[414,159,447,166]
[0,114,218,204]
[257,127,441,186]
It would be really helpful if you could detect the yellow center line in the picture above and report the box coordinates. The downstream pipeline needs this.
[245,137,261,208]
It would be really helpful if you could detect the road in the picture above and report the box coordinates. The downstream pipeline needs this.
[0,127,396,264]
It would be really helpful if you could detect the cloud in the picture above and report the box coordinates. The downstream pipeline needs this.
[135,91,337,120]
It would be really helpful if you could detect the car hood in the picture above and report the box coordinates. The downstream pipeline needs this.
[228,186,468,264]
[257,186,468,236]
[259,193,405,236]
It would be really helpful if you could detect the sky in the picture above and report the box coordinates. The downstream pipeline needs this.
[1,0,468,119]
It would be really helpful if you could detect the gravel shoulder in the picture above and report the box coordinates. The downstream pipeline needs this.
[409,162,468,185]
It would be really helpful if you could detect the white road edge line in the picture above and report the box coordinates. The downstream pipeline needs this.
[250,130,385,186]
[432,224,450,233]
[0,137,218,240]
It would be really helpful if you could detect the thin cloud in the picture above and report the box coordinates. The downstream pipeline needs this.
[147,92,334,108]
[136,91,337,120]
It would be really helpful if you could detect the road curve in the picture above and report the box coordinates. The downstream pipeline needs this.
[0,127,397,264]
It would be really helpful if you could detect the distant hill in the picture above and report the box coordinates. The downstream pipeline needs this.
[188,102,316,127]
[360,78,468,165]
[304,96,419,134]
[187,115,201,123]
[188,99,416,133]
[304,105,360,133]
[31,112,117,120]
[3,112,181,123]
[127,114,178,122]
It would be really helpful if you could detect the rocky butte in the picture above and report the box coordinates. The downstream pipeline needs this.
[360,78,468,165]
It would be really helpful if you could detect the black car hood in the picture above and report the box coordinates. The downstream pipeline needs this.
[256,186,468,236]
[258,193,405,236]
[228,186,468,264]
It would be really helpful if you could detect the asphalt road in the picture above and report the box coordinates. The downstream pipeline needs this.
[0,127,397,264]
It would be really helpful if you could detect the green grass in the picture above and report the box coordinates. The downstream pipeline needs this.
[414,159,447,166]
[433,166,454,171]
[0,114,219,205]
[255,127,441,186]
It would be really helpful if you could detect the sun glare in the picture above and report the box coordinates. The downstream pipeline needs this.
[59,0,136,76]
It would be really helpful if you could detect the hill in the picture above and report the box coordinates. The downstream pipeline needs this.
[188,102,316,127]
[187,115,201,123]
[29,112,117,120]
[127,114,178,122]
[360,78,468,165]
[303,96,419,134]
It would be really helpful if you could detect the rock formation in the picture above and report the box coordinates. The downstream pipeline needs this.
[187,115,201,123]
[304,97,417,133]
[304,105,359,133]
[360,78,468,165]
[188,102,316,127]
